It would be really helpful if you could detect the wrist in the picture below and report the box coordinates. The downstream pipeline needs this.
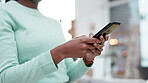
[56,44,67,59]
[83,58,94,67]
[50,46,66,64]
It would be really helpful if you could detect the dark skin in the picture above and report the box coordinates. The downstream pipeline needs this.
[51,34,108,64]
[17,0,38,9]
[17,0,109,65]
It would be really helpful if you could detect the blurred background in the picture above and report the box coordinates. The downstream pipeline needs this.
[1,0,148,83]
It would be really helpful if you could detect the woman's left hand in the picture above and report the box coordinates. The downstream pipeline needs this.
[85,33,109,61]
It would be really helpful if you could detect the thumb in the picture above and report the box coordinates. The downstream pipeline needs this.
[86,53,95,61]
[89,33,94,38]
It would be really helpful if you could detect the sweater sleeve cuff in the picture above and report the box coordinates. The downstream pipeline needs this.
[83,58,94,67]
[78,59,92,71]
[36,51,58,76]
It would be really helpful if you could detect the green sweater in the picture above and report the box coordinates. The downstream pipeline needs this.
[0,1,90,83]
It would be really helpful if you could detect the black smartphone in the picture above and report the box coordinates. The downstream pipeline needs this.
[93,22,121,39]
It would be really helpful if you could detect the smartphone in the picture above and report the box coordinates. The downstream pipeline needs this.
[93,22,121,39]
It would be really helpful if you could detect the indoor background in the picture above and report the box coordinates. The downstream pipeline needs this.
[0,0,148,83]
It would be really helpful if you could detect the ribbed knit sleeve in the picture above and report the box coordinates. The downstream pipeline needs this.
[65,58,91,83]
[0,7,58,83]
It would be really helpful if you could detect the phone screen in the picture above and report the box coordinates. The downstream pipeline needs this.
[93,22,121,39]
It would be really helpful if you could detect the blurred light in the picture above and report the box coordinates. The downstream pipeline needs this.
[122,50,128,56]
[109,39,119,46]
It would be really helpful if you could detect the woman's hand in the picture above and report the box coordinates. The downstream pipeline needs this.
[85,33,109,61]
[50,35,101,64]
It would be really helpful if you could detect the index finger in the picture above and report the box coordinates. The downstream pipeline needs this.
[99,35,105,44]
[105,35,109,41]
[81,37,101,44]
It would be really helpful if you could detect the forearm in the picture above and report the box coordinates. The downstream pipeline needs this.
[0,51,58,83]
[50,45,65,64]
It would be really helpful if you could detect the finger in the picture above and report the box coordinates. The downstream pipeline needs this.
[81,44,96,50]
[86,53,95,61]
[81,37,101,44]
[86,49,92,53]
[92,49,102,56]
[89,33,94,38]
[91,46,103,54]
[82,49,92,54]
[98,48,103,52]
[105,35,109,41]
[83,49,92,54]
[93,43,104,49]
[99,35,105,44]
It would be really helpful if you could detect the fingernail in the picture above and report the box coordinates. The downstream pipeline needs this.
[94,43,97,46]
[101,35,103,38]
[97,40,101,43]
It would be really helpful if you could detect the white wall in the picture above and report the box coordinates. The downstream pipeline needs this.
[75,0,110,36]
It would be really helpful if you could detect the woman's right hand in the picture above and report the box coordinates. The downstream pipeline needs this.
[50,35,101,64]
